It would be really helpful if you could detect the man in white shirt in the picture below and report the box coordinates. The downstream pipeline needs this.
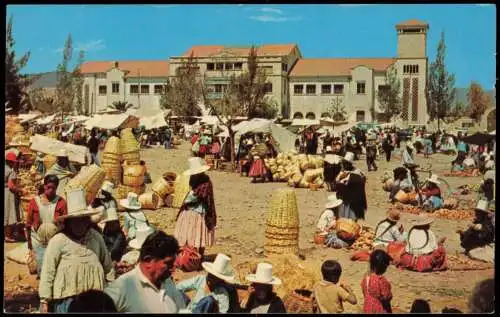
[104,231,186,313]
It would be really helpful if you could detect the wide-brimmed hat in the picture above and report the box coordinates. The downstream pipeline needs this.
[90,206,105,223]
[183,157,210,176]
[425,174,441,185]
[324,154,341,165]
[411,215,434,227]
[325,195,343,209]
[120,192,142,210]
[325,146,333,153]
[57,149,69,158]
[246,263,282,285]
[343,152,355,163]
[59,188,101,220]
[475,200,489,213]
[129,225,155,250]
[387,209,401,222]
[100,181,115,194]
[201,253,236,284]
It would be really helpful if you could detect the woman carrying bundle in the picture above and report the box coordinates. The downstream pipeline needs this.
[248,134,271,183]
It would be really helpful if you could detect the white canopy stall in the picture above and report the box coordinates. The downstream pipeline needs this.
[235,119,297,153]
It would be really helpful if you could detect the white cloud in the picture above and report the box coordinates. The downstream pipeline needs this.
[260,7,284,14]
[75,39,106,52]
[250,15,302,23]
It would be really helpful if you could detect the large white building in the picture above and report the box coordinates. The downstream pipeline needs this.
[80,19,429,124]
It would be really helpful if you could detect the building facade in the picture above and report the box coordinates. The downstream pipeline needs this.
[80,19,429,124]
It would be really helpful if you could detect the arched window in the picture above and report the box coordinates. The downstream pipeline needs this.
[293,112,304,119]
[320,112,331,118]
[306,112,316,120]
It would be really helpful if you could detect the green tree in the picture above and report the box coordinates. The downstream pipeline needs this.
[5,14,31,114]
[55,34,74,117]
[327,96,347,121]
[376,64,402,122]
[427,31,456,131]
[107,101,135,112]
[467,82,491,121]
[72,50,85,114]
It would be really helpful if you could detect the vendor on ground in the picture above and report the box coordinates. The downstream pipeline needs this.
[373,210,406,249]
[419,174,443,210]
[91,181,119,224]
[120,193,152,241]
[396,216,447,272]
[243,263,286,313]
[39,188,115,313]
[317,195,343,234]
[389,167,414,203]
[46,149,76,197]
[176,253,239,313]
[335,152,367,223]
[5,151,22,242]
[457,200,495,264]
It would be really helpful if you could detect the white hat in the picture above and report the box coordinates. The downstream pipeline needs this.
[475,200,489,213]
[324,154,341,165]
[246,263,282,285]
[183,157,211,176]
[411,215,434,227]
[57,148,69,158]
[129,225,155,250]
[247,139,254,146]
[426,174,441,185]
[343,152,355,163]
[101,207,119,223]
[325,195,343,209]
[201,253,236,283]
[90,206,105,223]
[325,146,333,152]
[100,181,115,194]
[406,227,437,255]
[120,192,142,210]
[59,188,101,220]
[485,160,495,170]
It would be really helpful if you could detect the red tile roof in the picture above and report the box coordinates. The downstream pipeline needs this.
[80,61,170,77]
[396,19,429,27]
[182,44,298,57]
[289,58,396,77]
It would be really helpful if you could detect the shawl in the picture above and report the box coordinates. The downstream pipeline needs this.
[177,178,217,231]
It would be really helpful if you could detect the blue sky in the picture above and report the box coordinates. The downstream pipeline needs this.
[6,4,496,89]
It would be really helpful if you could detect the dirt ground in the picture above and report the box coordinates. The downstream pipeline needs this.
[4,141,494,313]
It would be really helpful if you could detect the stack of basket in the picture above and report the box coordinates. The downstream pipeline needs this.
[150,172,177,208]
[65,164,106,204]
[120,128,140,165]
[171,173,190,209]
[101,136,122,185]
[119,163,146,199]
[264,189,300,256]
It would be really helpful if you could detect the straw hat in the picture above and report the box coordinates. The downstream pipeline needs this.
[90,206,105,223]
[411,215,434,227]
[201,253,236,284]
[343,152,355,163]
[120,192,142,210]
[325,146,333,153]
[57,149,69,158]
[425,174,441,185]
[59,188,101,220]
[183,157,210,176]
[387,209,400,222]
[100,181,115,195]
[129,225,155,250]
[325,195,343,209]
[246,263,282,285]
[475,200,489,213]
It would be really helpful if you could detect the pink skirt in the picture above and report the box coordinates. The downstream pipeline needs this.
[174,209,215,248]
[249,159,267,178]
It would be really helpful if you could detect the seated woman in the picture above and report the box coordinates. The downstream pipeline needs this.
[243,263,286,313]
[419,175,442,210]
[176,253,239,313]
[373,210,406,249]
[317,195,343,234]
[389,167,414,203]
[396,216,447,272]
[457,200,494,264]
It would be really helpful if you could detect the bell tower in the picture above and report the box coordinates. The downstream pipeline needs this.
[396,20,428,58]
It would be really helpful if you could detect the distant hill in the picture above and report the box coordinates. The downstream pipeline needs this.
[26,71,64,89]
[453,88,496,108]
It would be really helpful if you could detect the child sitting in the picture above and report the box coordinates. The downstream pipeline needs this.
[312,260,357,313]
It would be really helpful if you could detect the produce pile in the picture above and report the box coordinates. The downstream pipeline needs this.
[443,169,480,177]
[457,184,481,194]
[447,253,495,271]
[5,116,24,145]
[389,203,475,221]
[17,169,42,197]
[264,153,324,189]
[349,226,375,251]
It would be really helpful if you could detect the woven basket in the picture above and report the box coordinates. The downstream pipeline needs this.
[164,194,174,208]
[122,165,145,187]
[101,162,121,185]
[151,172,177,198]
[171,173,190,209]
[265,189,299,256]
[138,192,161,210]
[335,218,361,241]
[101,153,121,165]
[103,136,121,155]
[120,128,140,154]
[43,155,57,170]
[121,151,141,165]
[66,165,106,205]
[283,290,314,313]
[205,155,215,167]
